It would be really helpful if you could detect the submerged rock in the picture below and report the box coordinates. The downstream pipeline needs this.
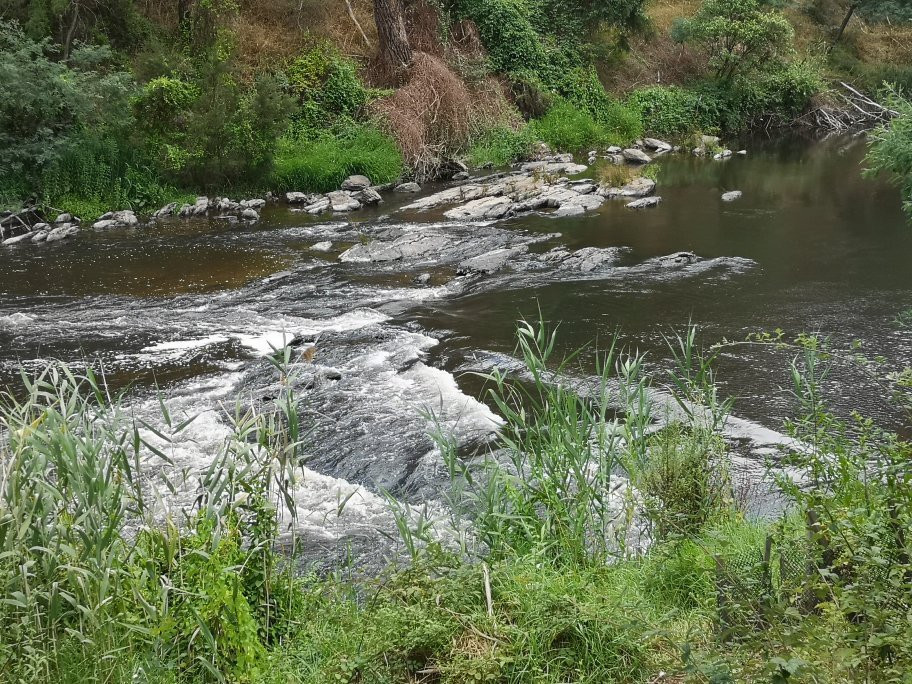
[626,196,662,209]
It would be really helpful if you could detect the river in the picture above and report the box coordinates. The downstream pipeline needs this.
[1,132,910,563]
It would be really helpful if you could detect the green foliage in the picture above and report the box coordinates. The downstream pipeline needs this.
[628,86,709,137]
[530,100,609,151]
[0,21,134,184]
[285,42,370,137]
[556,67,645,142]
[865,87,912,216]
[677,0,796,80]
[270,124,404,193]
[858,0,912,22]
[468,125,536,166]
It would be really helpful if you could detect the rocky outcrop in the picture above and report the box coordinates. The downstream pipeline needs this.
[443,196,515,221]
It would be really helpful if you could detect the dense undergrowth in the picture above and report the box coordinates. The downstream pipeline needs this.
[1,0,909,218]
[2,320,912,683]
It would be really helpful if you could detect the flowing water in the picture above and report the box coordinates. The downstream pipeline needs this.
[1,132,910,562]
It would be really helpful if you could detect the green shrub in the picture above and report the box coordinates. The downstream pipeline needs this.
[628,86,707,138]
[557,67,644,143]
[468,125,536,166]
[270,124,404,192]
[865,87,912,216]
[285,42,370,138]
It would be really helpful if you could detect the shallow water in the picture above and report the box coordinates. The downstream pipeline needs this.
[1,132,910,559]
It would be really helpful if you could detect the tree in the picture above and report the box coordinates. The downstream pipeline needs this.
[678,0,795,81]
[373,0,413,78]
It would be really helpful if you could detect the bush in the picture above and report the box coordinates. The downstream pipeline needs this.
[531,100,609,152]
[0,21,134,187]
[865,88,912,216]
[557,67,644,143]
[676,0,795,81]
[468,125,536,166]
[270,124,404,193]
[628,86,708,138]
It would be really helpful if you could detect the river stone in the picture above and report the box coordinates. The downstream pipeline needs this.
[328,191,361,212]
[241,208,259,220]
[414,272,431,285]
[33,222,50,232]
[341,175,371,191]
[659,251,698,265]
[395,182,421,193]
[622,148,652,164]
[560,194,605,213]
[354,188,382,205]
[54,213,72,224]
[3,232,34,245]
[713,150,733,160]
[191,197,210,215]
[339,233,452,263]
[736,150,747,156]
[31,230,49,243]
[520,161,588,175]
[312,241,333,252]
[643,138,672,152]
[722,191,743,202]
[153,202,178,218]
[46,225,80,242]
[615,177,656,198]
[452,171,470,181]
[626,196,662,209]
[457,246,525,274]
[241,198,266,209]
[286,191,309,203]
[553,204,585,217]
[606,146,622,154]
[93,219,118,230]
[443,196,514,221]
[177,203,192,217]
[216,198,239,212]
[304,197,331,214]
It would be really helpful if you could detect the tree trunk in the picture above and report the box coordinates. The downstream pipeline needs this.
[177,0,193,30]
[833,2,858,46]
[373,0,412,77]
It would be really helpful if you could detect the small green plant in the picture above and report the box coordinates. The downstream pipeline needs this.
[865,86,912,217]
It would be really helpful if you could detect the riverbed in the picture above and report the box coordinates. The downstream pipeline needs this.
[1,132,910,562]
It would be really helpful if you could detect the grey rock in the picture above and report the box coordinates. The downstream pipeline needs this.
[286,191,310,203]
[54,213,72,224]
[569,181,596,195]
[560,193,604,212]
[241,208,259,220]
[32,222,50,231]
[643,138,672,152]
[606,146,622,154]
[520,161,588,175]
[626,196,662,209]
[553,204,585,217]
[341,174,371,191]
[178,204,193,217]
[452,171,470,181]
[340,233,452,263]
[241,198,266,209]
[304,197,331,215]
[98,211,114,221]
[721,190,743,202]
[444,196,514,221]
[395,182,422,193]
[153,202,178,218]
[615,177,656,198]
[692,147,706,157]
[328,191,361,212]
[93,210,138,230]
[216,198,240,212]
[457,246,525,274]
[31,230,49,243]
[622,148,652,164]
[354,188,383,205]
[658,251,698,266]
[92,219,119,230]
[736,149,747,156]
[414,272,431,285]
[312,241,333,252]
[191,197,210,216]
[3,232,34,246]
[45,225,80,242]
[713,149,733,160]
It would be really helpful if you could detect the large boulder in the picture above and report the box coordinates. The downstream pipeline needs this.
[622,148,652,164]
[341,175,371,191]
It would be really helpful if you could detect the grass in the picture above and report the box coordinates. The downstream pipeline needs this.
[2,322,912,683]
[270,124,404,193]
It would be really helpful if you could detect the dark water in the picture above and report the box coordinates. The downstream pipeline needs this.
[1,132,910,546]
